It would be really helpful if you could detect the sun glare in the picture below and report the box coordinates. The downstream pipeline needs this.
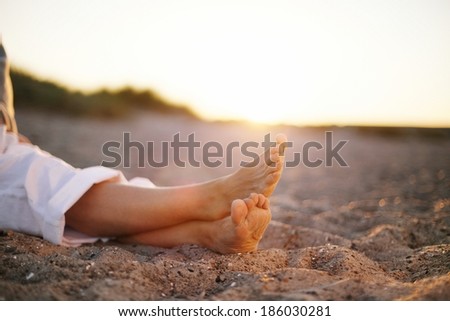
[1,0,450,127]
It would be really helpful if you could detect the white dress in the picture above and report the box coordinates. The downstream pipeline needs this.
[0,126,155,246]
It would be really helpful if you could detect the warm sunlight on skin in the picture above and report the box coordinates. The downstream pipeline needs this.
[1,0,450,127]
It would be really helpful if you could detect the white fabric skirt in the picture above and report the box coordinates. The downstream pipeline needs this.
[0,125,154,246]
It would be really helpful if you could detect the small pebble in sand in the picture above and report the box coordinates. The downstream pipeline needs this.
[216,274,226,283]
[26,272,34,280]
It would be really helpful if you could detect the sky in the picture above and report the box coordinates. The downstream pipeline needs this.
[1,0,449,127]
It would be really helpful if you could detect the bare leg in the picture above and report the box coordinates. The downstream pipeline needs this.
[119,193,272,254]
[65,134,286,237]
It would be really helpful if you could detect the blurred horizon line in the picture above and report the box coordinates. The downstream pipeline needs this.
[11,64,450,130]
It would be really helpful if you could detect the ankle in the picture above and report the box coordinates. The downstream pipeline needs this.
[192,220,216,250]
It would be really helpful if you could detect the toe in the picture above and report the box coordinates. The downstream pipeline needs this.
[270,146,279,156]
[276,133,288,144]
[269,150,280,164]
[244,197,256,211]
[262,197,270,209]
[256,194,266,208]
[249,193,259,203]
[231,199,248,225]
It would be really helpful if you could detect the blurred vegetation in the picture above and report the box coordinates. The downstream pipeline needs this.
[10,69,197,119]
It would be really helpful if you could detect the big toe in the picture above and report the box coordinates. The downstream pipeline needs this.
[276,133,288,145]
[231,199,248,225]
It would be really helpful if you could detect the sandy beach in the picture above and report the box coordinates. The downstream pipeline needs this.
[1,109,449,300]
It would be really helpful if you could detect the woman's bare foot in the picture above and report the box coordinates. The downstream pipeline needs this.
[203,193,272,254]
[227,133,287,197]
[202,133,286,220]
